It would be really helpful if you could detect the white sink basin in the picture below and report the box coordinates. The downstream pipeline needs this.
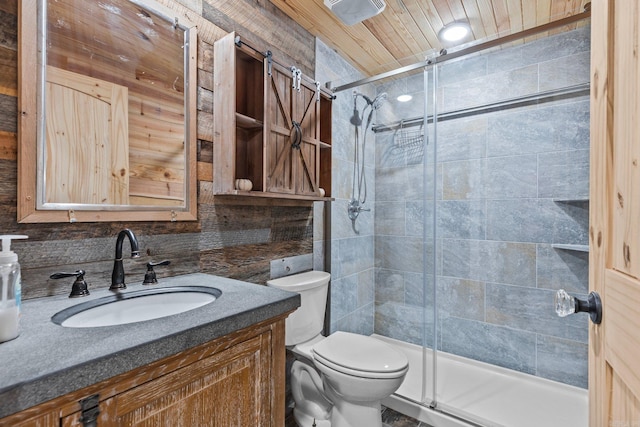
[52,286,221,328]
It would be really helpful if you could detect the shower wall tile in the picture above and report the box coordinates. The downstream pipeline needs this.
[485,45,528,75]
[332,157,354,200]
[376,164,424,202]
[332,302,375,336]
[486,199,589,244]
[442,159,485,200]
[375,235,424,273]
[538,149,590,199]
[485,154,538,198]
[318,35,376,336]
[441,317,537,375]
[377,77,410,101]
[332,199,362,239]
[313,201,325,241]
[375,301,433,347]
[487,99,590,157]
[330,273,358,321]
[383,91,426,125]
[438,55,488,86]
[358,268,375,307]
[485,283,589,343]
[437,200,486,240]
[376,269,406,304]
[437,277,485,322]
[486,25,589,75]
[519,24,590,68]
[331,239,342,279]
[313,239,325,271]
[536,244,589,293]
[404,271,431,308]
[536,335,588,388]
[337,235,375,277]
[442,239,536,286]
[406,200,435,237]
[375,201,406,236]
[376,132,398,168]
[539,51,591,91]
[442,64,538,112]
[332,101,357,163]
[406,71,425,93]
[437,116,487,162]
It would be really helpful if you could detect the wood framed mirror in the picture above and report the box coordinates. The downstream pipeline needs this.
[18,0,198,222]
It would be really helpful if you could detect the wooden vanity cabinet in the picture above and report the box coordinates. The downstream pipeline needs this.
[213,32,332,201]
[0,315,288,427]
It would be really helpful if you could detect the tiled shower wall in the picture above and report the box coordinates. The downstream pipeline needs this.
[374,24,591,388]
[315,39,377,334]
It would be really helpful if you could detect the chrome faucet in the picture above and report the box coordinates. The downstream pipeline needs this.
[110,229,141,291]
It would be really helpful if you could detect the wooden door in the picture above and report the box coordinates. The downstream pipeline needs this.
[265,61,320,196]
[590,0,640,425]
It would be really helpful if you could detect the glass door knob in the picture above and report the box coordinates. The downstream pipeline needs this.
[554,289,602,324]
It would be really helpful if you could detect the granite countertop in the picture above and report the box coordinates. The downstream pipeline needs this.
[0,273,300,419]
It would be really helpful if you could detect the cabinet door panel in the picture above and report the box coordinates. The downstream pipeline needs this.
[293,82,319,196]
[266,62,295,195]
[114,336,268,426]
[60,335,271,427]
[4,412,59,427]
[265,62,320,196]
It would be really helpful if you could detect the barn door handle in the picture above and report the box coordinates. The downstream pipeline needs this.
[555,289,602,324]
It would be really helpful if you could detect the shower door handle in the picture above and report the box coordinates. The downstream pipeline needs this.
[554,289,602,324]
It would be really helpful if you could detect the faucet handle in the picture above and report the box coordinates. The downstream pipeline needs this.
[50,270,90,298]
[143,260,171,285]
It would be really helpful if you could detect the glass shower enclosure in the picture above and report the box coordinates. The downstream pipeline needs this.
[323,12,591,427]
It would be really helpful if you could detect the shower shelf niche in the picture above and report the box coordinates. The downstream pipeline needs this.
[551,244,589,252]
[212,32,333,203]
[551,198,589,252]
[553,198,589,203]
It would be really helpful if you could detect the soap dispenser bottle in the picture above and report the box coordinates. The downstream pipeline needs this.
[0,235,28,343]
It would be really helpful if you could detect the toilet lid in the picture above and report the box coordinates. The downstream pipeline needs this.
[312,332,408,375]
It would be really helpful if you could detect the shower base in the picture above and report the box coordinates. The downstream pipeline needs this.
[373,334,588,427]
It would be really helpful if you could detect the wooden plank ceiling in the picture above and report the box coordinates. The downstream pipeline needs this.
[269,0,590,76]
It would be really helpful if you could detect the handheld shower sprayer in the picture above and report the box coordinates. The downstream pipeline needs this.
[349,90,387,229]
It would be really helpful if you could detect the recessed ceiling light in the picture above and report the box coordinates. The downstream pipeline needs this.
[397,94,412,102]
[438,21,470,43]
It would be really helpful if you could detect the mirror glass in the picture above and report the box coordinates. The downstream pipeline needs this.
[18,0,197,222]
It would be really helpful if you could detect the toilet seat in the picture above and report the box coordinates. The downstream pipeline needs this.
[312,332,408,379]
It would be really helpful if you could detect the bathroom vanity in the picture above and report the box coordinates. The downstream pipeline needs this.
[0,273,299,426]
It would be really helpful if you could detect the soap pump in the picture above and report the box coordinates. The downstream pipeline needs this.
[0,235,28,343]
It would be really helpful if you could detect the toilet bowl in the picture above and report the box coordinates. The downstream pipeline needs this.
[267,271,409,427]
[312,331,408,427]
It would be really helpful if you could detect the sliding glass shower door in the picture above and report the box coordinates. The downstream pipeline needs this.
[322,13,591,427]
[429,21,591,427]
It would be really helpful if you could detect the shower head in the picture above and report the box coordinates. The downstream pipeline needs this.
[351,91,386,128]
[353,91,387,109]
[372,92,387,110]
[350,105,362,126]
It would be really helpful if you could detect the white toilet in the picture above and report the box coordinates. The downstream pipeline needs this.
[267,271,409,427]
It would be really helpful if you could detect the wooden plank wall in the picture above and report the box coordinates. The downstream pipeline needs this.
[0,0,316,300]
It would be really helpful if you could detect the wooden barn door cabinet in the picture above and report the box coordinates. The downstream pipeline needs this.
[0,316,287,427]
[213,32,332,201]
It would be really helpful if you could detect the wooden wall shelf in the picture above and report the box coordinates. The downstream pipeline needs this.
[213,32,332,203]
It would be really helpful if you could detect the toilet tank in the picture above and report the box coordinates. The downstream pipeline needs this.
[267,271,330,346]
